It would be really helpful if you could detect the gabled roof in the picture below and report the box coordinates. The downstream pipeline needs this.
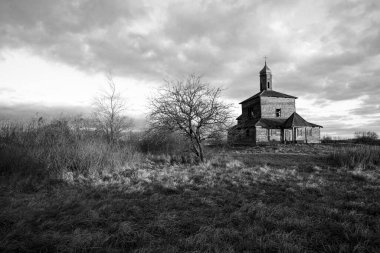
[233,113,322,129]
[255,118,287,128]
[283,112,322,128]
[240,90,297,104]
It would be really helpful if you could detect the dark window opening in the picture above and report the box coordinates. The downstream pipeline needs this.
[267,82,270,88]
[248,108,255,118]
[276,109,281,117]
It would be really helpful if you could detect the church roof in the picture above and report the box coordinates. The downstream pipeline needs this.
[233,113,322,129]
[256,118,287,128]
[240,90,297,104]
[260,63,271,74]
[283,112,322,128]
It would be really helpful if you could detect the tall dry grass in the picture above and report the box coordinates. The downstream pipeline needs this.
[0,118,144,190]
[328,145,380,169]
[0,118,199,191]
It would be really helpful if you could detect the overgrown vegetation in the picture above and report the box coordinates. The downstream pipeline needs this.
[149,74,232,162]
[354,131,379,144]
[93,74,134,144]
[1,118,380,252]
[329,145,380,169]
[322,131,379,145]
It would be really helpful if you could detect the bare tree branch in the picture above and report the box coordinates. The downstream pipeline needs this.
[148,74,232,161]
[93,74,133,144]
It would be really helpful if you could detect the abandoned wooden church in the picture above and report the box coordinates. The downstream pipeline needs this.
[228,61,322,144]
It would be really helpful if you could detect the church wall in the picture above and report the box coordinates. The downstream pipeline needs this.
[228,127,256,145]
[260,97,295,118]
[229,126,321,144]
[307,127,321,143]
[256,127,284,143]
[268,129,281,142]
[248,127,256,144]
[256,126,268,142]
[284,129,293,142]
[241,98,261,120]
[293,127,321,143]
[294,127,306,143]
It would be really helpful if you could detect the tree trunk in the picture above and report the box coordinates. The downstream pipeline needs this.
[194,136,204,162]
[198,143,204,162]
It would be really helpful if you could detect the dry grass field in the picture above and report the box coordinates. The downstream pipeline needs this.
[0,121,380,252]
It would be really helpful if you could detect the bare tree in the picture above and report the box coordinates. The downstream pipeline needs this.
[93,74,133,144]
[149,74,232,161]
[354,131,378,144]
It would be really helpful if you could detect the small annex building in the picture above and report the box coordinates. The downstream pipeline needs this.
[228,61,322,144]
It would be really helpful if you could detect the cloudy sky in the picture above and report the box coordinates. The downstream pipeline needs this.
[0,0,379,137]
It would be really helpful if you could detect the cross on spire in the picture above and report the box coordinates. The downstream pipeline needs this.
[264,56,268,65]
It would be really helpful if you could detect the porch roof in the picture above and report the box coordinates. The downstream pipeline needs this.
[283,112,323,128]
[232,113,323,129]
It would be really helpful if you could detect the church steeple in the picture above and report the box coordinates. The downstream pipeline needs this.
[260,58,272,91]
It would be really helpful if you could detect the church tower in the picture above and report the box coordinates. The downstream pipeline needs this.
[259,60,272,91]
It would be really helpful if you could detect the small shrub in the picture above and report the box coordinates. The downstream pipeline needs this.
[138,129,189,155]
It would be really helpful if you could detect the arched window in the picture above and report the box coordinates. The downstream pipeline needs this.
[267,82,270,88]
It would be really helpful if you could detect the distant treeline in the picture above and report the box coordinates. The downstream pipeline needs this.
[322,131,379,145]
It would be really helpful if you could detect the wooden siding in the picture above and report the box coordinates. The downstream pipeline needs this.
[229,126,321,144]
[292,127,321,143]
[260,97,295,118]
[228,127,256,145]
[256,127,268,142]
[241,98,261,121]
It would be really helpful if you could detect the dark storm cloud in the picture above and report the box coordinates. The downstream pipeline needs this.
[0,0,299,81]
[0,0,150,76]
